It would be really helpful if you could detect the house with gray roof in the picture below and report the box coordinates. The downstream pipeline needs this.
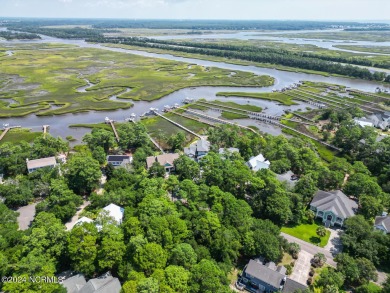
[238,259,307,293]
[61,272,121,293]
[310,190,358,227]
[374,214,390,234]
[184,139,210,161]
[354,112,390,130]
[26,157,57,173]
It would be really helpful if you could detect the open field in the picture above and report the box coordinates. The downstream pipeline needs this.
[0,128,42,145]
[216,92,298,105]
[0,43,272,117]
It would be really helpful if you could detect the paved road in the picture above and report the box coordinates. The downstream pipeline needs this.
[65,200,90,231]
[16,203,37,230]
[281,232,336,267]
[290,250,313,285]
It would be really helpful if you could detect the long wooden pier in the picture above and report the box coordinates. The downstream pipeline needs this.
[109,121,120,142]
[0,126,21,142]
[153,110,202,138]
[129,119,164,153]
[184,109,258,134]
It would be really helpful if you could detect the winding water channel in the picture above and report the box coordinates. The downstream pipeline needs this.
[1,30,390,141]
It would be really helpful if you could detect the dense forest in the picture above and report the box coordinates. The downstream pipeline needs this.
[0,31,40,40]
[89,36,390,82]
[0,112,390,292]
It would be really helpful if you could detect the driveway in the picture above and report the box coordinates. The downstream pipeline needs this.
[324,228,343,257]
[65,200,91,231]
[281,232,336,267]
[289,250,313,285]
[17,203,37,230]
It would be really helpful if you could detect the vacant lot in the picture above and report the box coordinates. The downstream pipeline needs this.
[0,43,272,117]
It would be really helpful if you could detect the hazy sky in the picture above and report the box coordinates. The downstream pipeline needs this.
[1,0,389,21]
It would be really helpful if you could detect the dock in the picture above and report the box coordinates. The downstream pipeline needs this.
[42,125,50,138]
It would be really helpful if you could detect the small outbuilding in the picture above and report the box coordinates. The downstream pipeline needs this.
[246,154,270,172]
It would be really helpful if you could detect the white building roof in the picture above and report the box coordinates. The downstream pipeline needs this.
[246,154,270,171]
[74,217,94,227]
[102,203,124,224]
[27,157,57,170]
[354,118,374,128]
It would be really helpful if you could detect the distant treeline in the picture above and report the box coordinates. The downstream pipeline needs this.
[3,18,388,31]
[0,31,41,40]
[89,36,390,82]
[8,26,118,39]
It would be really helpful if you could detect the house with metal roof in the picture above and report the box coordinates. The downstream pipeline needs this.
[246,154,270,172]
[184,139,210,161]
[374,214,390,234]
[310,190,358,227]
[106,155,132,167]
[61,272,121,293]
[26,157,57,173]
[146,153,180,173]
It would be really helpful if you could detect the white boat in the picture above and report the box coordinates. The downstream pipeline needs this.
[104,117,110,123]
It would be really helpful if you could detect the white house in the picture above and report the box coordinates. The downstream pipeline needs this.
[107,155,132,167]
[101,203,124,225]
[246,154,270,171]
[26,157,57,173]
[73,216,94,227]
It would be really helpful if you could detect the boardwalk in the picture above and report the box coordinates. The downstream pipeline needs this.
[184,109,258,134]
[109,121,120,142]
[0,126,21,141]
[153,110,202,138]
[0,128,10,141]
[146,133,165,153]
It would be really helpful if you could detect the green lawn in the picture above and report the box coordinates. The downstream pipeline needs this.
[281,220,331,248]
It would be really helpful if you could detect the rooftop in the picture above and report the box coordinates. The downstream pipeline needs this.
[245,259,285,289]
[26,157,56,170]
[375,215,390,232]
[246,154,270,172]
[102,203,124,224]
[311,190,357,219]
[282,278,308,293]
[61,272,121,293]
[146,153,180,169]
[107,155,132,162]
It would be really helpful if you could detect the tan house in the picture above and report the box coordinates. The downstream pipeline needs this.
[146,153,180,173]
[26,157,57,173]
